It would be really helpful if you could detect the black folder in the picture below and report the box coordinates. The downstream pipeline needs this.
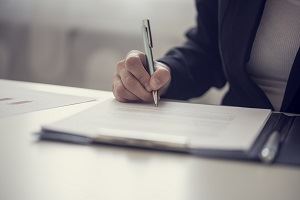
[38,112,300,167]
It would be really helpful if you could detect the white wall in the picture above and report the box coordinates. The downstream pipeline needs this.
[0,0,196,88]
[0,0,227,104]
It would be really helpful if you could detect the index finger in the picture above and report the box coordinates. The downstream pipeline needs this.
[125,50,152,92]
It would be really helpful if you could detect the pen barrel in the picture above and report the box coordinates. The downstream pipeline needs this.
[143,38,155,75]
[142,19,158,106]
[142,20,155,75]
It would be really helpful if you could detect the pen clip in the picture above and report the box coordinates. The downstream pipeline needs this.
[143,19,153,48]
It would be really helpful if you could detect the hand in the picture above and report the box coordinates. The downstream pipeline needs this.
[113,50,171,103]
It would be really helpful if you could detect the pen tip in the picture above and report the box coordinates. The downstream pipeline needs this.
[153,91,158,107]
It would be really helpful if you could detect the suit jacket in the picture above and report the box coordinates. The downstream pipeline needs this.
[159,0,300,113]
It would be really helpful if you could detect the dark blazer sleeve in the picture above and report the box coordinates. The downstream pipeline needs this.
[158,0,226,100]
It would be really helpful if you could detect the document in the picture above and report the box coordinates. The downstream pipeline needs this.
[42,99,271,151]
[0,85,95,118]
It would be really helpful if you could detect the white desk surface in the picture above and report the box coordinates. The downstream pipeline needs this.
[0,79,300,200]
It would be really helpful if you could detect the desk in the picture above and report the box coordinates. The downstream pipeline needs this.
[0,79,300,200]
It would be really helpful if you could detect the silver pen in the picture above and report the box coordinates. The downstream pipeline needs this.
[142,19,158,106]
[260,115,286,163]
[260,130,280,163]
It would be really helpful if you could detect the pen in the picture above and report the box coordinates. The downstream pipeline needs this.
[142,19,158,106]
[260,130,280,163]
[259,115,287,163]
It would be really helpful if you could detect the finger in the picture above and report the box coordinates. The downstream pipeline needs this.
[125,50,151,92]
[113,75,140,102]
[116,59,125,75]
[119,68,153,102]
[150,65,171,91]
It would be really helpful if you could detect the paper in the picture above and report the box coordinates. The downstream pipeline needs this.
[42,99,271,151]
[0,85,95,118]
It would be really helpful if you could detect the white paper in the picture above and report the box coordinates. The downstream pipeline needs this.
[0,85,95,118]
[43,99,271,151]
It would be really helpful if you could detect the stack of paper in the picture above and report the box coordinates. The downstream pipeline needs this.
[42,99,271,151]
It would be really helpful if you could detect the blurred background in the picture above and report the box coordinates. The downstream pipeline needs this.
[0,0,227,104]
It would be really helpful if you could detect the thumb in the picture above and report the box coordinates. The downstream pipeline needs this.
[150,65,171,91]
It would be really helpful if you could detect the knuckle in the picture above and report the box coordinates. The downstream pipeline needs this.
[127,50,137,56]
[125,55,141,71]
[127,50,143,57]
[123,76,136,88]
[116,61,125,72]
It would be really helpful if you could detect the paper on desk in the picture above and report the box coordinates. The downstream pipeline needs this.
[42,99,271,151]
[0,85,95,118]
